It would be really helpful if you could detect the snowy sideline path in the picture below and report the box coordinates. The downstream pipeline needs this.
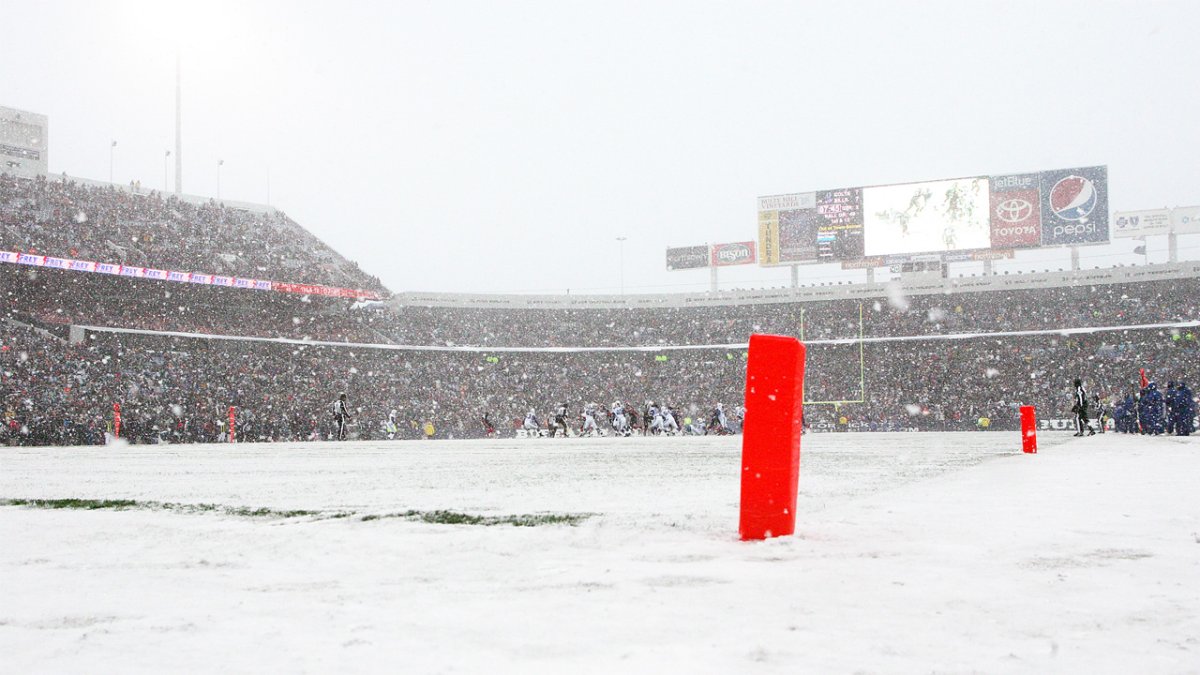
[1,433,1198,673]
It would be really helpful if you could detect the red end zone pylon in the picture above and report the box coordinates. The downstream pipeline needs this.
[739,334,806,541]
[1020,405,1037,454]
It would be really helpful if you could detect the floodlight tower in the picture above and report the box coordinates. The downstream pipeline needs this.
[174,52,183,194]
[616,236,627,295]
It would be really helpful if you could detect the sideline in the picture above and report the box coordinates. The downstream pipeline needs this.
[75,319,1200,353]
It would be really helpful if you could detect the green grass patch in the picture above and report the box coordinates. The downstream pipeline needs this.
[1,499,590,527]
[362,509,591,527]
[2,498,141,510]
[0,498,320,519]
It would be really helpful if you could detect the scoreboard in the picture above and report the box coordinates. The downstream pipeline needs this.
[0,106,48,177]
[758,165,1109,266]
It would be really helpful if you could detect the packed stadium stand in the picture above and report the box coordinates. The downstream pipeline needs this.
[3,168,1198,445]
[6,254,1199,347]
[383,266,1200,347]
[0,172,384,292]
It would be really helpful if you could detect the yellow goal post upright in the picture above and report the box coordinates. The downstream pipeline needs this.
[799,302,866,408]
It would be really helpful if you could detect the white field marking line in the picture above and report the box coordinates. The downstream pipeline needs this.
[76,320,1200,353]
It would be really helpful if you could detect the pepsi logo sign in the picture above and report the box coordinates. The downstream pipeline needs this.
[1051,222,1097,237]
[1049,175,1098,221]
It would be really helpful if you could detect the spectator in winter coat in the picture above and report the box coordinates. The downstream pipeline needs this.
[1139,383,1165,435]
[1165,382,1177,434]
[1172,382,1195,436]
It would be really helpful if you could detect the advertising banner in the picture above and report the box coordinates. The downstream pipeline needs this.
[711,241,757,266]
[840,256,885,270]
[989,173,1042,247]
[665,245,710,271]
[273,282,310,295]
[942,249,1015,263]
[758,210,779,265]
[1171,205,1200,234]
[0,249,381,300]
[972,249,1015,261]
[1039,165,1109,246]
[758,193,816,212]
[1112,209,1171,238]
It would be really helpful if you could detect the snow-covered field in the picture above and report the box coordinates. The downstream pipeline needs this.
[2,432,1198,673]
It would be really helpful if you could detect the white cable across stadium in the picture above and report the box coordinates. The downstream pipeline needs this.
[77,320,1200,353]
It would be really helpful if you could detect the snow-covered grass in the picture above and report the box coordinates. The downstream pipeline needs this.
[0,498,587,526]
[1,432,1198,673]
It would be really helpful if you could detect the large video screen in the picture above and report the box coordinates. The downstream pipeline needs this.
[862,177,990,256]
[756,165,1109,266]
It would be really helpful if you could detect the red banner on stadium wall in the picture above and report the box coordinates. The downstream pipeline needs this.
[711,241,757,267]
[0,250,383,300]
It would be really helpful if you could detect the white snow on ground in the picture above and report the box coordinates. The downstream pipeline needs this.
[2,432,1199,673]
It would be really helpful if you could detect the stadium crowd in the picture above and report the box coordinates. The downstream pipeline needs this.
[386,280,1200,348]
[5,261,1200,350]
[3,166,1197,445]
[4,313,1196,445]
[1,264,379,343]
[0,172,383,292]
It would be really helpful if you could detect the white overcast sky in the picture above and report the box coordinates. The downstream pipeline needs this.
[2,0,1197,294]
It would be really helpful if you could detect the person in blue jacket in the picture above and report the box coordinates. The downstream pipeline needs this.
[1165,382,1177,434]
[1112,397,1126,433]
[1118,391,1138,433]
[1139,382,1165,435]
[1172,382,1195,436]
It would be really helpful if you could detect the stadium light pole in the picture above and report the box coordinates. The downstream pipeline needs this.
[109,140,117,183]
[164,150,171,192]
[616,236,627,295]
[175,51,183,195]
[217,159,224,200]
